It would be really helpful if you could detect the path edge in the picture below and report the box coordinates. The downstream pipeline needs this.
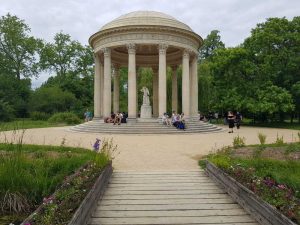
[68,161,113,225]
[205,161,296,225]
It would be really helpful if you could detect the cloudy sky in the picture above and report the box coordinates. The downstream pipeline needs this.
[1,0,299,87]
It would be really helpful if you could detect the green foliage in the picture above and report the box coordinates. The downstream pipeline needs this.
[30,86,77,114]
[40,32,92,77]
[258,133,267,145]
[275,134,284,146]
[198,30,225,62]
[285,143,300,156]
[257,85,294,115]
[48,112,81,125]
[204,145,300,223]
[0,100,14,121]
[0,143,105,213]
[0,14,42,80]
[233,136,246,148]
[30,111,50,121]
[0,74,31,118]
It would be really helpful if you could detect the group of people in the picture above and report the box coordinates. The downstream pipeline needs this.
[104,112,127,125]
[162,111,186,130]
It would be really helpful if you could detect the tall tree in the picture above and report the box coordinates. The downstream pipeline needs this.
[244,17,300,89]
[198,30,225,62]
[0,14,42,79]
[40,32,91,77]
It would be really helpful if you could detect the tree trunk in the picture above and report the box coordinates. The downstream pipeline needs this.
[290,112,294,124]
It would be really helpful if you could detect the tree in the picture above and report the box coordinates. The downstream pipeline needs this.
[208,47,258,113]
[256,85,294,121]
[29,86,77,114]
[198,30,225,62]
[0,73,31,118]
[0,14,42,80]
[244,17,300,90]
[40,32,91,77]
[291,82,300,122]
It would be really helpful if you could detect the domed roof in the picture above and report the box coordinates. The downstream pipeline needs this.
[100,11,193,32]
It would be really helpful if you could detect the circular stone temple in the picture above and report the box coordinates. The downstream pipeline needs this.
[71,11,222,133]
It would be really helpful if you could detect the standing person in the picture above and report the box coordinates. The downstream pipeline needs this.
[227,111,235,133]
[84,109,90,122]
[235,112,242,129]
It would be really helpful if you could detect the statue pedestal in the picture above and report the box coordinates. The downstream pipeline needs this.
[140,105,152,119]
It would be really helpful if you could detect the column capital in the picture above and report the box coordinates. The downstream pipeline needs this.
[127,43,136,54]
[183,49,192,59]
[158,43,168,54]
[101,47,111,57]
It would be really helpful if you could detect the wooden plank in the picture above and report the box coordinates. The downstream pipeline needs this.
[106,185,221,191]
[104,189,226,195]
[102,193,231,200]
[93,209,248,218]
[110,177,212,182]
[109,179,213,184]
[107,182,218,187]
[97,203,242,211]
[98,198,235,205]
[113,171,204,174]
[111,174,207,178]
[89,215,256,224]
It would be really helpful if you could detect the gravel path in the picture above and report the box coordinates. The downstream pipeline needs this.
[1,125,298,171]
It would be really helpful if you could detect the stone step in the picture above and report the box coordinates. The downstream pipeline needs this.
[70,120,223,134]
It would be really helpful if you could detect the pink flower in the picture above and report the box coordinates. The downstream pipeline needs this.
[277,184,286,190]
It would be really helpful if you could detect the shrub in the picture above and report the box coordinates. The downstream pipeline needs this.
[48,112,81,125]
[258,133,267,145]
[275,133,284,146]
[233,136,246,148]
[0,100,14,121]
[30,111,50,121]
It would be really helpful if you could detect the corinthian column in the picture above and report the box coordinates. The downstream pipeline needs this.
[127,43,137,120]
[172,66,178,113]
[182,49,190,117]
[158,44,168,117]
[102,48,111,118]
[152,67,158,117]
[113,66,120,113]
[191,55,198,117]
[93,53,101,119]
[100,59,104,117]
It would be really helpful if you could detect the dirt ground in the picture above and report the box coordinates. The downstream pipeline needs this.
[1,125,299,171]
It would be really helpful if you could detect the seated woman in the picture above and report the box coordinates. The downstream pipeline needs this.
[178,113,186,130]
[171,113,179,127]
[162,113,171,126]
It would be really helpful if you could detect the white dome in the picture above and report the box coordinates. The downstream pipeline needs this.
[100,11,193,32]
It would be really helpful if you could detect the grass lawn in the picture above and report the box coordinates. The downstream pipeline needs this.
[0,143,109,225]
[200,142,300,223]
[0,118,83,131]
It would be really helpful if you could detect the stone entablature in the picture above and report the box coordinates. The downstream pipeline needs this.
[91,27,200,54]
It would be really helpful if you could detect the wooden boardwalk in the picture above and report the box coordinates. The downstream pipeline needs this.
[88,171,258,225]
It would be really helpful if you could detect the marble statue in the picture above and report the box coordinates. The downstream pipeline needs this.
[140,86,150,105]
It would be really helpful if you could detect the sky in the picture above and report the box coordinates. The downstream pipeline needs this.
[1,0,299,88]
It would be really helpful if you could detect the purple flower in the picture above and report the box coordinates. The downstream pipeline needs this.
[93,138,101,151]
